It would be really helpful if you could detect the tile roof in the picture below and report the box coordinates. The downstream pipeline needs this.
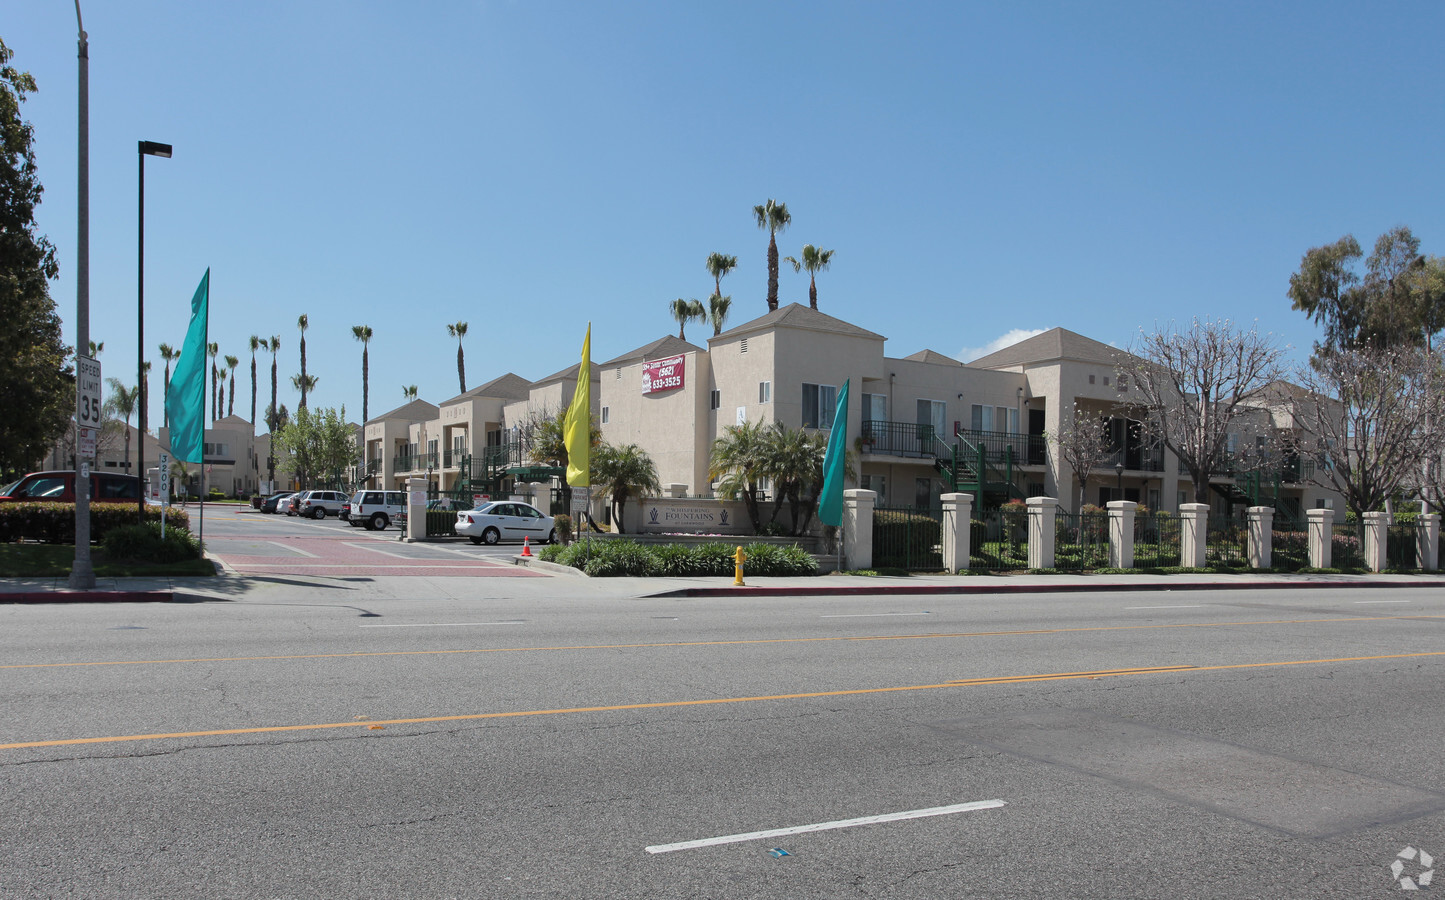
[901,349,964,366]
[711,303,885,343]
[441,372,534,405]
[599,335,702,367]
[367,398,439,424]
[969,327,1125,368]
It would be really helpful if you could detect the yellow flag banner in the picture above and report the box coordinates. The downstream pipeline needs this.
[564,324,591,487]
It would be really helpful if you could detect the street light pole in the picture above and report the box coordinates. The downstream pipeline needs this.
[69,1,93,588]
[1115,461,1125,502]
[137,140,172,525]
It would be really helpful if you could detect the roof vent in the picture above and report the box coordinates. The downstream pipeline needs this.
[741,338,749,353]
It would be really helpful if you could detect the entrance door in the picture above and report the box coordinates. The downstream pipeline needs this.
[1028,409,1046,464]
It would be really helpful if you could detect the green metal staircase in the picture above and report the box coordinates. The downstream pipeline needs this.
[933,429,1026,508]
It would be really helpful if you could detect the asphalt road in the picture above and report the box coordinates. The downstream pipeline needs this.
[2,583,1443,899]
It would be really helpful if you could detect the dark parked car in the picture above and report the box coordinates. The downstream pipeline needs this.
[259,492,295,514]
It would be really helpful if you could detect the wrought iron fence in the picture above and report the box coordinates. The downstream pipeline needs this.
[1330,524,1365,570]
[1386,523,1420,571]
[1206,516,1248,567]
[971,507,1029,571]
[872,506,944,571]
[1270,518,1309,571]
[1053,511,1109,570]
[425,509,457,537]
[1133,513,1182,568]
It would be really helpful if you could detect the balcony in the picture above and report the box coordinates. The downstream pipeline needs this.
[859,420,939,458]
[393,452,440,473]
[958,429,1048,467]
[1101,448,1165,473]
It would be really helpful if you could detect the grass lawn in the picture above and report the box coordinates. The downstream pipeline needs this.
[0,543,215,578]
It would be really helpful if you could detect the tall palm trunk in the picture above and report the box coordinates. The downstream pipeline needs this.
[457,344,465,394]
[161,361,172,427]
[228,372,235,417]
[250,356,257,425]
[362,345,370,424]
[270,358,278,432]
[809,273,817,309]
[767,232,780,312]
[300,336,308,409]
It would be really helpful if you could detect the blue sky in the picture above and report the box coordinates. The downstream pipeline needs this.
[9,1,1444,430]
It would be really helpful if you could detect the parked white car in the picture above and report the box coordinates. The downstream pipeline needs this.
[455,501,556,545]
[348,489,408,530]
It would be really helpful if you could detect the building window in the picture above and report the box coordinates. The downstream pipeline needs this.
[1117,374,1128,391]
[759,381,771,403]
[917,399,946,441]
[801,383,838,429]
[710,389,720,410]
[601,406,610,424]
[861,474,886,504]
[1103,376,1110,386]
[1089,374,1096,384]
[862,392,886,422]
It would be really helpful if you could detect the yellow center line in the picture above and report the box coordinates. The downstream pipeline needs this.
[4,653,1443,751]
[2,614,1441,671]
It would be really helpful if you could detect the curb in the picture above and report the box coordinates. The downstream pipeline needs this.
[646,579,1445,599]
[0,591,174,604]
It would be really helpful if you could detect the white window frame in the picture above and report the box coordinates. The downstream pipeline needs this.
[759,381,771,404]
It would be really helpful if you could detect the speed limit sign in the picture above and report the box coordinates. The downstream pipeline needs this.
[77,356,102,428]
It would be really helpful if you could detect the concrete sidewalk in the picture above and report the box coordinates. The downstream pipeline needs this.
[2,565,1444,604]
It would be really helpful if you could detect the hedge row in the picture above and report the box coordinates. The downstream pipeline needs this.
[0,503,191,544]
[538,539,819,578]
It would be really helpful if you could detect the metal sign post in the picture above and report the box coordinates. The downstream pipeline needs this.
[157,451,169,534]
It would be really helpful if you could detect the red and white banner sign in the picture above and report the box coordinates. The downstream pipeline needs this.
[641,355,685,394]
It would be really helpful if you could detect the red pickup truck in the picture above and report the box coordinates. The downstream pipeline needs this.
[0,470,141,503]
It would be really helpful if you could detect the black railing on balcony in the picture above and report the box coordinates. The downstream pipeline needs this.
[1103,448,1165,473]
[859,420,937,458]
[393,452,440,473]
[957,429,1048,468]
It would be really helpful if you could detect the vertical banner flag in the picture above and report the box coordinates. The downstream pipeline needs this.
[818,378,850,526]
[165,269,209,463]
[563,324,592,487]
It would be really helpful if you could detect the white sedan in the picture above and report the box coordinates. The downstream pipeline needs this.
[455,501,556,546]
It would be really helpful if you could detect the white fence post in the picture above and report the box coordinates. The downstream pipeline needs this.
[1247,506,1274,570]
[942,493,974,573]
[1179,503,1210,568]
[1027,496,1057,570]
[1363,511,1389,572]
[843,489,877,571]
[1107,501,1136,569]
[1307,508,1334,569]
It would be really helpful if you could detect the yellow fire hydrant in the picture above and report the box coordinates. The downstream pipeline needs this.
[733,545,747,586]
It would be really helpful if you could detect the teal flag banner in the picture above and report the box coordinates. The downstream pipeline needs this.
[818,378,850,527]
[165,270,209,463]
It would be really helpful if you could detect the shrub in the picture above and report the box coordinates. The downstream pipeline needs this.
[0,503,190,544]
[582,540,661,577]
[540,538,817,577]
[207,488,227,501]
[872,509,941,568]
[553,514,573,543]
[101,522,203,563]
[741,542,818,576]
[756,521,789,537]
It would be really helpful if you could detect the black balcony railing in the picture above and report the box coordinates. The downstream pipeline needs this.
[958,428,1048,467]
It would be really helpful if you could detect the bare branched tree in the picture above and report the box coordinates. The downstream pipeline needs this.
[1293,345,1443,520]
[1047,404,1114,510]
[1118,318,1286,503]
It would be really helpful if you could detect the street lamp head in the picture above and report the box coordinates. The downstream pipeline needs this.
[1115,461,1125,476]
[139,140,173,158]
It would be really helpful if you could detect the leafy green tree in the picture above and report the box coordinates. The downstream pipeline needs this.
[522,406,601,471]
[592,443,660,533]
[274,406,355,489]
[762,422,853,535]
[352,325,373,423]
[224,354,239,417]
[104,378,139,473]
[1288,227,1445,356]
[709,419,771,530]
[0,39,75,480]
[783,244,834,310]
[708,292,732,336]
[669,297,705,340]
[448,321,468,393]
[753,199,791,312]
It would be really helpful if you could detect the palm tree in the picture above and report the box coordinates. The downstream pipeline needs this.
[669,298,705,340]
[709,418,771,531]
[292,373,319,408]
[248,335,262,425]
[402,384,418,401]
[753,199,791,312]
[296,315,310,408]
[207,342,220,421]
[158,343,178,427]
[705,252,738,300]
[783,244,835,310]
[352,325,373,423]
[88,340,103,358]
[214,363,227,421]
[592,443,661,533]
[267,336,281,433]
[447,322,468,393]
[708,293,733,336]
[104,378,138,474]
[224,354,239,418]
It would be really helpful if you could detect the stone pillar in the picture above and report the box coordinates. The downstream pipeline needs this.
[1179,503,1210,568]
[941,492,974,573]
[529,482,546,511]
[1307,508,1334,569]
[1107,500,1137,569]
[665,483,688,499]
[842,489,877,571]
[1027,496,1057,570]
[1363,511,1390,572]
[404,476,427,542]
[1419,514,1440,572]
[1247,506,1274,570]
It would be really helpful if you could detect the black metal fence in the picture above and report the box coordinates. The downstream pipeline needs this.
[1386,523,1420,570]
[872,506,944,571]
[971,508,1029,571]
[1205,516,1248,567]
[1331,524,1365,569]
[1134,513,1182,568]
[1270,518,1309,571]
[1053,511,1109,570]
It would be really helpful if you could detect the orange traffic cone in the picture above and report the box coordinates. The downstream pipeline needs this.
[521,536,532,557]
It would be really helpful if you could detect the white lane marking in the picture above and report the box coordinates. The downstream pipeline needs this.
[645,800,1006,854]
[820,612,931,618]
[343,542,419,559]
[228,563,511,570]
[360,621,524,628]
[266,541,319,558]
[1125,605,1204,610]
[1354,600,1411,604]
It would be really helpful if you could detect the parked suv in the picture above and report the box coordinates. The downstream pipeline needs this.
[298,490,348,519]
[348,490,408,530]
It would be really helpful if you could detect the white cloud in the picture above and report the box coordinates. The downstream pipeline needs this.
[958,328,1048,363]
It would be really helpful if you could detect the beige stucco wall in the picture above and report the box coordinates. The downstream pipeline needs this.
[599,348,711,495]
